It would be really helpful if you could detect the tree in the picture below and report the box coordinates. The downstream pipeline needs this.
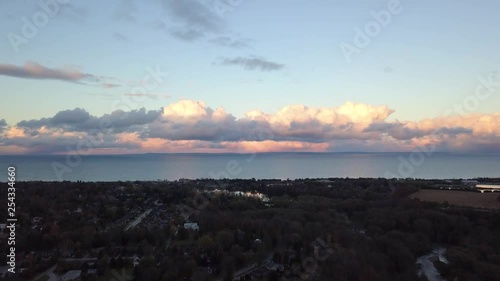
[216,231,234,251]
[231,245,246,267]
[138,266,160,281]
[140,239,153,257]
[81,262,89,281]
[182,259,197,279]
[414,218,433,238]
[198,235,216,252]
[96,256,109,275]
[257,243,267,265]
[222,256,235,281]
[268,270,280,281]
[177,227,189,240]
[116,256,124,268]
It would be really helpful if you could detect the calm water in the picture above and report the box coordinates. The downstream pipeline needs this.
[0,153,499,182]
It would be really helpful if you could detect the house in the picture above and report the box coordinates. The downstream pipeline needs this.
[253,239,262,249]
[265,262,285,272]
[38,250,56,261]
[62,270,81,281]
[462,180,478,186]
[198,267,213,274]
[251,268,269,280]
[184,222,199,231]
[132,255,141,267]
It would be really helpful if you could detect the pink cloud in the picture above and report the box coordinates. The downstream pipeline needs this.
[1,100,499,154]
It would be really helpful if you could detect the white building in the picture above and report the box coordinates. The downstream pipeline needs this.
[476,184,500,193]
[184,222,199,231]
[133,255,141,267]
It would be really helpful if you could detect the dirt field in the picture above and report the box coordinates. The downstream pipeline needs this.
[410,189,500,210]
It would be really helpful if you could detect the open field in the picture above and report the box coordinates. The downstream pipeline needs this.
[410,189,500,210]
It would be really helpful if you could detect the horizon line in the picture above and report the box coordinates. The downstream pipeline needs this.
[0,151,498,157]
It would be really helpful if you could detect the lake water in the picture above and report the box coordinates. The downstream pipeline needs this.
[0,153,499,182]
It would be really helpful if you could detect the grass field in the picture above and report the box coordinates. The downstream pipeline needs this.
[410,189,500,210]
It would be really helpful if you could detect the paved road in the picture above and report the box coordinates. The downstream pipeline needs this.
[31,264,59,281]
[215,254,273,281]
[60,257,98,262]
[124,209,152,231]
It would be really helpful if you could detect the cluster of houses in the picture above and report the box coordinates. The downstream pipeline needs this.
[462,180,500,193]
[61,269,98,281]
[434,179,500,193]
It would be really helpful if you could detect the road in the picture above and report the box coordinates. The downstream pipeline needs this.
[31,264,58,281]
[124,209,152,231]
[215,254,273,281]
[60,257,98,262]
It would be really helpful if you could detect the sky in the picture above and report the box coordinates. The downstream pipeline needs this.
[0,0,499,154]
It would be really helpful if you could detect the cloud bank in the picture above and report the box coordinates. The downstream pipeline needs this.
[1,100,499,154]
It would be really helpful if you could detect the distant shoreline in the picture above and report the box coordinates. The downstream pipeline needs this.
[2,177,500,184]
[1,152,500,156]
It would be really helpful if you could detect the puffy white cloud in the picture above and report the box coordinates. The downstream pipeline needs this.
[163,100,212,119]
[1,100,500,153]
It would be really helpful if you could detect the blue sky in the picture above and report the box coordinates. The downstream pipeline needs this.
[0,0,499,154]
